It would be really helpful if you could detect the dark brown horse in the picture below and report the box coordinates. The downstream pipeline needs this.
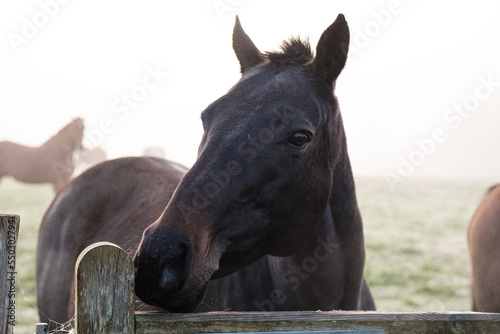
[37,15,374,330]
[468,184,500,312]
[0,118,84,193]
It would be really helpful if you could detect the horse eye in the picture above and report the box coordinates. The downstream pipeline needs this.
[288,132,311,149]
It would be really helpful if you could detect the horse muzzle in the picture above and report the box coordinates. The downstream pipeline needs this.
[133,229,216,312]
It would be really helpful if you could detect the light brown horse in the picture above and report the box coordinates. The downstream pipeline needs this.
[468,184,500,312]
[0,118,84,193]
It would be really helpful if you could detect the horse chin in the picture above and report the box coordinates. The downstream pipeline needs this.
[139,281,209,313]
[165,288,208,313]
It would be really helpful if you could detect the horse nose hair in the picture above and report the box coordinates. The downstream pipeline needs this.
[159,240,192,292]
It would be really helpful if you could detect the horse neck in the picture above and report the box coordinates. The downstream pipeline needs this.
[324,115,366,309]
[246,207,343,310]
[279,113,365,307]
[286,203,341,266]
[330,145,363,238]
[326,110,363,238]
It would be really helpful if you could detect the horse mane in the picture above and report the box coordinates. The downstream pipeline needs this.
[265,37,313,66]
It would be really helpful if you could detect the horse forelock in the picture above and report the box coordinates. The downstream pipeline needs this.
[265,37,313,66]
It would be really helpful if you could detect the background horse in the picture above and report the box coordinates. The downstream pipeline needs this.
[0,118,84,193]
[37,15,374,330]
[468,184,500,312]
[77,146,107,169]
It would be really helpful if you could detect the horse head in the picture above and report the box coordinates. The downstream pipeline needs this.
[55,118,85,150]
[134,14,350,312]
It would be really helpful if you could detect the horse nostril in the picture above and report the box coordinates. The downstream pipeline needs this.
[135,231,193,308]
[160,266,177,289]
[159,243,191,291]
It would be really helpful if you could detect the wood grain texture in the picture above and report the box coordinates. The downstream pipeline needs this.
[0,215,19,334]
[75,242,135,334]
[135,311,500,334]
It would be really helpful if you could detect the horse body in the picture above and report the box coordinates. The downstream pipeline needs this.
[37,15,374,329]
[37,157,185,323]
[0,118,84,192]
[468,184,500,312]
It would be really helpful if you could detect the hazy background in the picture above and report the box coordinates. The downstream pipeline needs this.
[1,3,499,328]
[2,0,500,185]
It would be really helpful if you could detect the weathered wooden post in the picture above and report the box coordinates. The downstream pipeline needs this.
[75,242,135,333]
[0,215,20,334]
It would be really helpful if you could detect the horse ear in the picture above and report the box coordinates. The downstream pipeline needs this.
[312,14,350,86]
[233,16,265,74]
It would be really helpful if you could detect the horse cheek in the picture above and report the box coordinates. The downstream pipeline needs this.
[237,141,256,161]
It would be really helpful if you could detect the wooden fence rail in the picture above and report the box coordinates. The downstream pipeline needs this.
[75,242,500,334]
[0,215,19,334]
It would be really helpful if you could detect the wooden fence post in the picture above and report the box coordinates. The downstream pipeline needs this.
[0,215,20,334]
[75,242,135,333]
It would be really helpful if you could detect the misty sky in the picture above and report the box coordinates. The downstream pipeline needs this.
[1,0,500,184]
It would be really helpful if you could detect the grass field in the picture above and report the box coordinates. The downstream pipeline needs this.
[0,179,54,333]
[0,175,494,333]
[358,177,492,312]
